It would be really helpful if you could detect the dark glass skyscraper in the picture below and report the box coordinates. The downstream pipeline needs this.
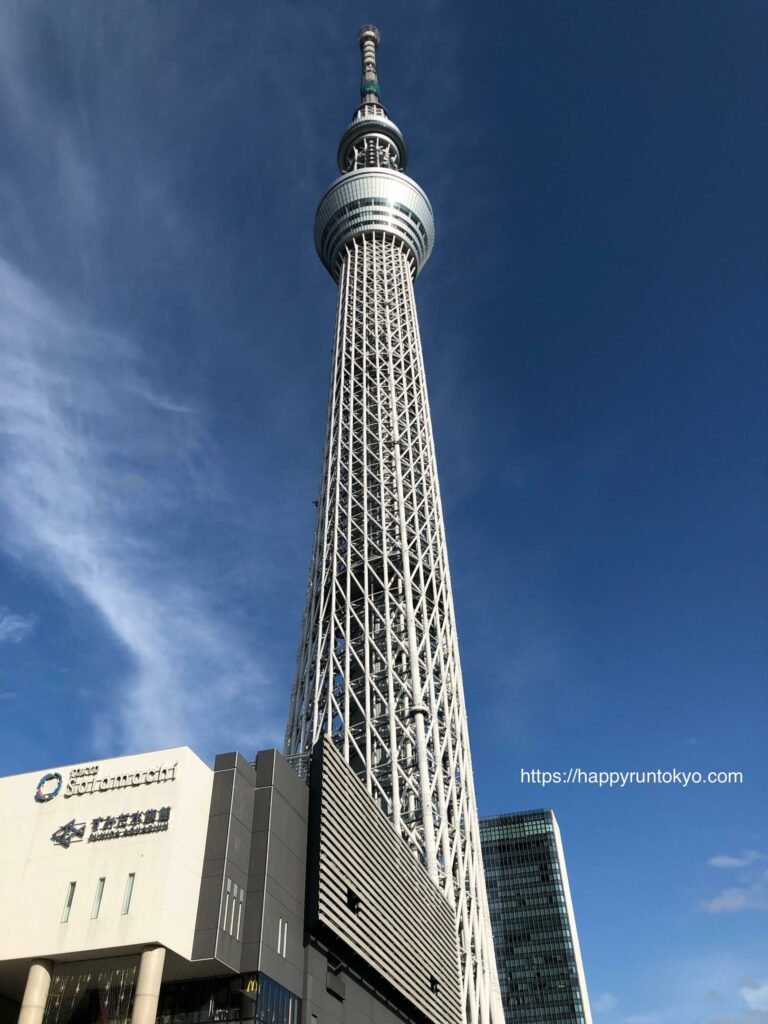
[479,811,592,1024]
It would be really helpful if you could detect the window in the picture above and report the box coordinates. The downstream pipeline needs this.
[345,888,362,914]
[159,973,299,1024]
[221,879,244,938]
[61,881,76,923]
[277,918,288,957]
[121,873,135,915]
[222,879,231,932]
[91,877,106,919]
[229,884,237,934]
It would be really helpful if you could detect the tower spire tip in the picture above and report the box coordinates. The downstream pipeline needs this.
[357,25,381,101]
[357,25,381,47]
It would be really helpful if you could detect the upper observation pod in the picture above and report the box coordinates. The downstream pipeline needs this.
[315,26,435,280]
[337,26,408,173]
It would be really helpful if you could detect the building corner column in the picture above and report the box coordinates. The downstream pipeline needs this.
[131,945,166,1024]
[18,960,53,1024]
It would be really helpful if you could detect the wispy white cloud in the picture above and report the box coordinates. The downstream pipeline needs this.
[741,981,768,1012]
[0,4,289,761]
[593,992,618,1013]
[701,870,768,913]
[620,956,768,1024]
[641,954,768,1024]
[0,255,279,757]
[0,607,36,644]
[709,851,767,869]
[710,1015,768,1024]
[700,850,768,913]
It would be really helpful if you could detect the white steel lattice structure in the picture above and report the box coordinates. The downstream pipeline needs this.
[285,28,504,1024]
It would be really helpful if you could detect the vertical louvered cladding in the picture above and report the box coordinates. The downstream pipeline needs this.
[307,736,462,1024]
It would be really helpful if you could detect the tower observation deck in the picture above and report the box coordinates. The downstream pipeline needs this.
[285,28,504,1024]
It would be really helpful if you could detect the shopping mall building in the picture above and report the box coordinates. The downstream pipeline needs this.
[0,739,460,1024]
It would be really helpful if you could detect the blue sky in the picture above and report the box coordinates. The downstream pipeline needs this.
[0,2,766,1021]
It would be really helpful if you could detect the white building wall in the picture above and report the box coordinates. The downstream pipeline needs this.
[0,747,213,963]
[551,816,593,1024]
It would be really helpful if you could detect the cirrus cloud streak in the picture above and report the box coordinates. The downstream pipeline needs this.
[0,256,279,758]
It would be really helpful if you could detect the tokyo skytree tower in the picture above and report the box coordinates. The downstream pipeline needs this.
[285,28,503,1024]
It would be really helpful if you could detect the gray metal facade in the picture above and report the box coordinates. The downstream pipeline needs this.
[188,744,464,1024]
[192,749,309,991]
